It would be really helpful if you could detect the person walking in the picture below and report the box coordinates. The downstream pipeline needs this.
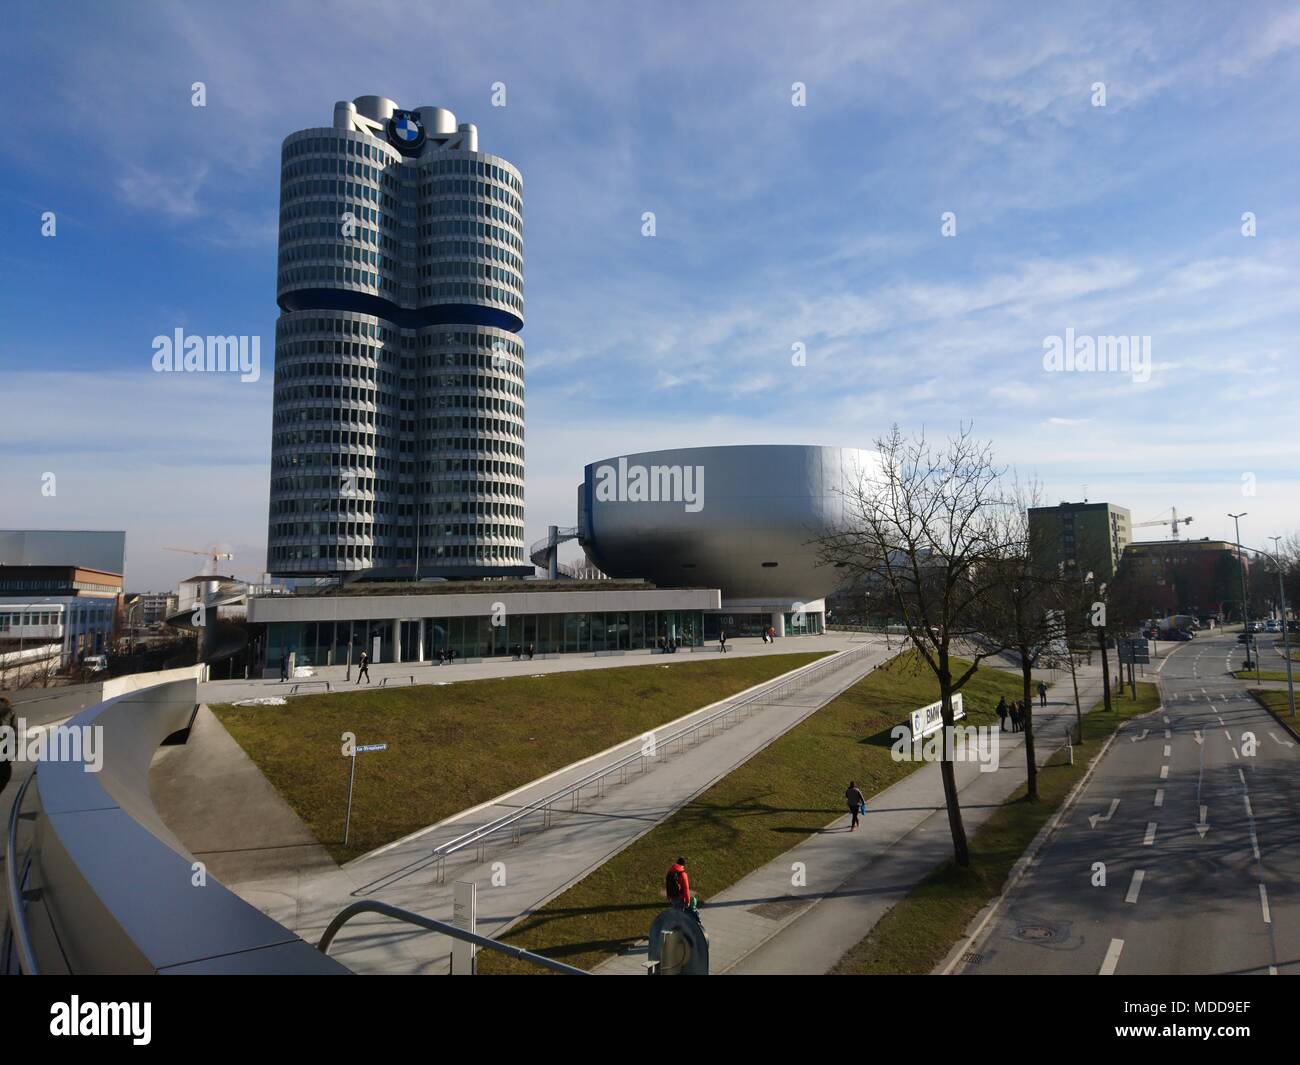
[845,780,866,831]
[996,696,1008,732]
[0,695,15,796]
[279,653,289,682]
[356,650,371,685]
[665,856,691,911]
[1037,680,1048,707]
[719,630,728,653]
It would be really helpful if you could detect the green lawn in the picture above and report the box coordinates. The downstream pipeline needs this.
[1233,670,1295,682]
[479,650,1032,974]
[1249,688,1299,730]
[830,681,1161,975]
[211,652,826,862]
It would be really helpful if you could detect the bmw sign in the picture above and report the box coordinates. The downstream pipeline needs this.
[386,110,426,154]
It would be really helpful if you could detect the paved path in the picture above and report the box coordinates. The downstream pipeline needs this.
[596,662,1109,974]
[188,637,898,973]
[964,632,1299,975]
[200,633,871,705]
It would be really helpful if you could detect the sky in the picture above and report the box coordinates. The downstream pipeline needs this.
[2,1,1298,589]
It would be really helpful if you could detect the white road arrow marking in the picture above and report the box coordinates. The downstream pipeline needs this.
[1089,799,1120,829]
[1131,729,1149,743]
[1270,732,1296,748]
[1196,805,1209,839]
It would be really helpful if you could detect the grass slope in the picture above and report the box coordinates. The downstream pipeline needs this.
[211,652,826,862]
[480,650,1031,973]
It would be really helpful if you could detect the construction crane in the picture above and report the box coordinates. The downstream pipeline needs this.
[165,545,234,575]
[1133,508,1194,540]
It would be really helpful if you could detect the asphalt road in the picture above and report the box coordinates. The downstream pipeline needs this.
[963,631,1298,975]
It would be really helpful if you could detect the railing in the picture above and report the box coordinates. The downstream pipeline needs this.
[317,900,589,975]
[3,774,38,974]
[290,679,332,694]
[3,669,347,975]
[407,641,881,885]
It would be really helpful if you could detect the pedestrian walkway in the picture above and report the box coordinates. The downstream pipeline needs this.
[200,633,868,705]
[213,637,899,974]
[596,666,1109,975]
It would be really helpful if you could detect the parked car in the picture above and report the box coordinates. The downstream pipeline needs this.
[1265,620,1279,632]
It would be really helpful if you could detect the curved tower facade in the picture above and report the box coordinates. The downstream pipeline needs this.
[268,96,527,579]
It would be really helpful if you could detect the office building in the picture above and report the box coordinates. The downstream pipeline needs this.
[1027,501,1131,580]
[267,96,527,580]
[1120,538,1247,619]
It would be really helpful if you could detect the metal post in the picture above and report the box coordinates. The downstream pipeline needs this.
[1267,537,1296,718]
[1229,512,1250,663]
[343,751,357,846]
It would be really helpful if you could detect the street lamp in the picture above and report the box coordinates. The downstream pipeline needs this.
[1228,513,1251,667]
[1267,536,1296,719]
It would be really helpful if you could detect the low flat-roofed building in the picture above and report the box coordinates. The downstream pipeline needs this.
[247,578,723,669]
[0,563,124,663]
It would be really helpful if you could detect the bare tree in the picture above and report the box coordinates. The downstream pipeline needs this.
[816,424,1013,867]
[985,478,1063,801]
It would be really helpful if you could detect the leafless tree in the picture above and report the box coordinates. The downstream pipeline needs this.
[816,424,1014,867]
[984,478,1065,801]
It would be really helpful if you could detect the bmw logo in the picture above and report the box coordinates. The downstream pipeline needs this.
[386,110,426,153]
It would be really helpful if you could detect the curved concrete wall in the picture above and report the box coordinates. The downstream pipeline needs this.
[12,667,346,974]
[579,444,874,601]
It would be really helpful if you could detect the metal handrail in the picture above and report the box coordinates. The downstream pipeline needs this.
[317,900,589,975]
[421,641,881,880]
[4,773,38,974]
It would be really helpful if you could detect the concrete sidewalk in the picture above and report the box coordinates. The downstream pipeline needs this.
[596,666,1109,975]
[200,633,871,705]
[213,638,898,973]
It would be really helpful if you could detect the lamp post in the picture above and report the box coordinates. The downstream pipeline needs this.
[1267,536,1296,718]
[1228,513,1252,671]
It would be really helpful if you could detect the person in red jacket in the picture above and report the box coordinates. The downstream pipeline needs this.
[665,857,691,910]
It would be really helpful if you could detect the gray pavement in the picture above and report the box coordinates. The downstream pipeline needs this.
[181,636,898,973]
[962,631,1299,975]
[597,660,1108,974]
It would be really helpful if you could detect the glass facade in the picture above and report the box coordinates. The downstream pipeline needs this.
[266,609,705,666]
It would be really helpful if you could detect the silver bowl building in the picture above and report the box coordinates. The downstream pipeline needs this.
[578,445,873,637]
